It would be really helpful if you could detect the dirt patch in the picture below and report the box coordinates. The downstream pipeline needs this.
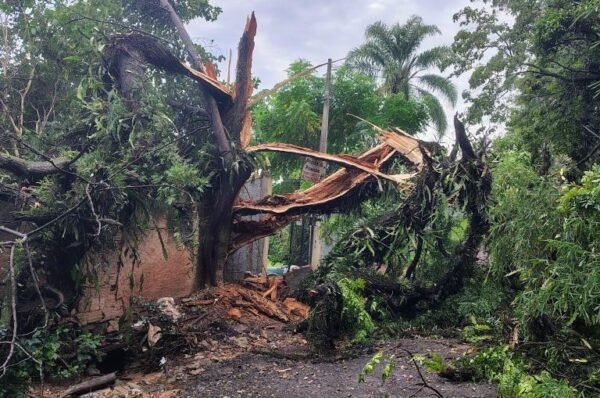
[34,280,496,398]
[179,338,497,398]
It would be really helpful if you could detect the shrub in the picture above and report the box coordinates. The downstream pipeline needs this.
[0,327,103,397]
[338,278,376,343]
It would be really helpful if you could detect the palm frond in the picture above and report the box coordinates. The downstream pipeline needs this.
[414,46,451,70]
[401,16,441,59]
[417,74,457,106]
[417,90,448,137]
[347,42,389,77]
[364,21,396,58]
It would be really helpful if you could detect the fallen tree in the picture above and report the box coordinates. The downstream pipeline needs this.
[244,115,491,319]
[231,129,427,251]
[0,2,490,386]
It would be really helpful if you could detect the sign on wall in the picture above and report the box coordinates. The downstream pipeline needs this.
[302,158,327,182]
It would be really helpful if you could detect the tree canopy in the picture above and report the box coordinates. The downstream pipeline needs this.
[347,16,457,134]
[451,0,600,166]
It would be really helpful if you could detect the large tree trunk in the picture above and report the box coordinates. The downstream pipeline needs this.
[198,168,251,286]
[157,4,257,286]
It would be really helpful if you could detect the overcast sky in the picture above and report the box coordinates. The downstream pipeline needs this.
[186,0,474,141]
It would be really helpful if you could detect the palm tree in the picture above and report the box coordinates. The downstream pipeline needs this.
[347,16,457,134]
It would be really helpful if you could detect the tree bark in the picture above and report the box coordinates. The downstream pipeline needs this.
[157,0,231,155]
[404,235,423,280]
[158,3,257,286]
[60,372,116,397]
[0,152,69,180]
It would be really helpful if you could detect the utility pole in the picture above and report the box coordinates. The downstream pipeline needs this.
[310,58,332,269]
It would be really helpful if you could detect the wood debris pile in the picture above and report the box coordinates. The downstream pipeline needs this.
[179,276,309,331]
[43,278,310,397]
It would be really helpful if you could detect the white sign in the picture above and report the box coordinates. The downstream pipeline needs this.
[302,158,326,182]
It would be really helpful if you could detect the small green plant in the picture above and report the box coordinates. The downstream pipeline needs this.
[461,316,495,343]
[496,363,577,398]
[455,345,512,382]
[358,350,396,398]
[413,352,448,373]
[338,278,375,342]
[0,327,104,397]
[453,345,578,397]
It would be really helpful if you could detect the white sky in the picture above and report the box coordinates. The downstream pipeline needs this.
[186,0,475,141]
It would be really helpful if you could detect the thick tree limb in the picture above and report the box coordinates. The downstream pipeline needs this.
[157,0,201,66]
[0,152,70,180]
[230,214,300,253]
[230,130,429,250]
[404,236,423,280]
[453,115,475,160]
[59,372,117,397]
[235,131,425,217]
[104,34,232,108]
[234,143,398,216]
[157,0,231,155]
[247,142,414,184]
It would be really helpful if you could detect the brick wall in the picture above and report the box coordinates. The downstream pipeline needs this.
[77,219,195,324]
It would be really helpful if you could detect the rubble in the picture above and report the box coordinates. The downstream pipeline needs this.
[43,275,311,398]
[156,297,182,322]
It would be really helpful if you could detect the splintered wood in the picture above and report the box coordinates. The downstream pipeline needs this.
[231,130,426,251]
[181,276,308,332]
[247,142,415,184]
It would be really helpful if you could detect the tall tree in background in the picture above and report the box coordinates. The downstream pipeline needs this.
[451,0,600,168]
[347,16,457,135]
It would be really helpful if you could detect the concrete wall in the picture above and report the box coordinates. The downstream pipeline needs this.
[224,171,272,281]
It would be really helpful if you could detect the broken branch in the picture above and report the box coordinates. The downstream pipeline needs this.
[246,142,415,184]
[0,151,70,180]
[59,372,117,397]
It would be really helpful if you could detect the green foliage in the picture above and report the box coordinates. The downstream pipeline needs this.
[347,16,455,134]
[487,150,560,279]
[451,0,600,163]
[0,0,219,293]
[358,350,396,391]
[489,153,600,330]
[453,345,578,398]
[0,327,103,397]
[358,351,384,383]
[157,162,210,206]
[498,367,577,398]
[414,352,448,373]
[0,0,224,388]
[467,345,512,382]
[338,278,375,343]
[379,93,430,134]
[461,316,495,344]
[266,226,290,265]
[481,146,600,394]
[393,267,507,333]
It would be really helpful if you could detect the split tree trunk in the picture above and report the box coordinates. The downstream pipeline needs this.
[159,4,257,286]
